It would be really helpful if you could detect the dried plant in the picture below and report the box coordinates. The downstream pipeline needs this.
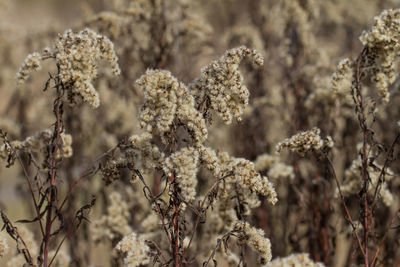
[1,1,400,267]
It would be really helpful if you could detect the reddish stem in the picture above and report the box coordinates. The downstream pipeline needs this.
[170,174,180,267]
[370,206,400,266]
[43,98,62,267]
[353,48,370,266]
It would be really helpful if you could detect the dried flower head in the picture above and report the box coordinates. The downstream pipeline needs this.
[15,28,121,108]
[265,253,325,267]
[137,70,179,134]
[227,157,278,205]
[276,127,333,156]
[163,147,199,202]
[91,192,131,242]
[15,52,42,85]
[190,46,264,124]
[101,133,164,184]
[331,58,353,97]
[267,162,295,181]
[137,69,207,144]
[338,157,394,206]
[114,232,151,267]
[56,28,120,107]
[359,9,400,103]
[200,147,278,205]
[254,153,280,172]
[0,129,73,168]
[235,221,272,264]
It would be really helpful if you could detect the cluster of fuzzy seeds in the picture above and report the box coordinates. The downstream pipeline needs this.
[331,58,353,97]
[91,192,131,242]
[0,129,73,167]
[137,70,207,145]
[55,28,121,108]
[276,127,333,156]
[227,157,278,205]
[163,147,199,202]
[339,157,394,206]
[359,9,400,103]
[265,253,325,267]
[15,52,42,85]
[101,133,164,184]
[190,46,264,124]
[198,146,278,205]
[15,28,121,108]
[114,232,151,267]
[235,221,272,264]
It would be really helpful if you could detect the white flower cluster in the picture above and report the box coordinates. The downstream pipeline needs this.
[137,70,207,145]
[0,234,8,258]
[163,147,199,202]
[267,162,295,181]
[228,157,278,205]
[16,28,121,108]
[0,129,73,164]
[198,145,221,175]
[114,232,151,267]
[101,133,164,184]
[235,221,272,264]
[207,204,238,233]
[190,46,264,124]
[126,133,164,170]
[331,58,353,97]
[15,52,42,85]
[200,147,269,213]
[199,146,278,205]
[359,9,400,103]
[265,253,325,267]
[60,133,73,158]
[137,70,178,134]
[276,128,333,156]
[141,213,160,233]
[254,153,280,172]
[339,157,394,206]
[254,153,295,181]
[55,28,121,108]
[91,192,132,242]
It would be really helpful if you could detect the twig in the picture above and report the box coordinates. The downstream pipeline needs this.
[43,88,63,267]
[370,206,400,266]
[370,132,400,210]
[352,47,370,266]
[135,170,172,245]
[203,230,236,267]
[325,157,366,257]
[179,174,231,266]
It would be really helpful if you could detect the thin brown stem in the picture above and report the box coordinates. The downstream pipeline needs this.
[170,173,180,267]
[179,175,229,265]
[370,206,400,266]
[326,157,366,258]
[135,170,172,245]
[370,132,400,211]
[352,47,370,266]
[43,95,62,267]
[1,131,46,238]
